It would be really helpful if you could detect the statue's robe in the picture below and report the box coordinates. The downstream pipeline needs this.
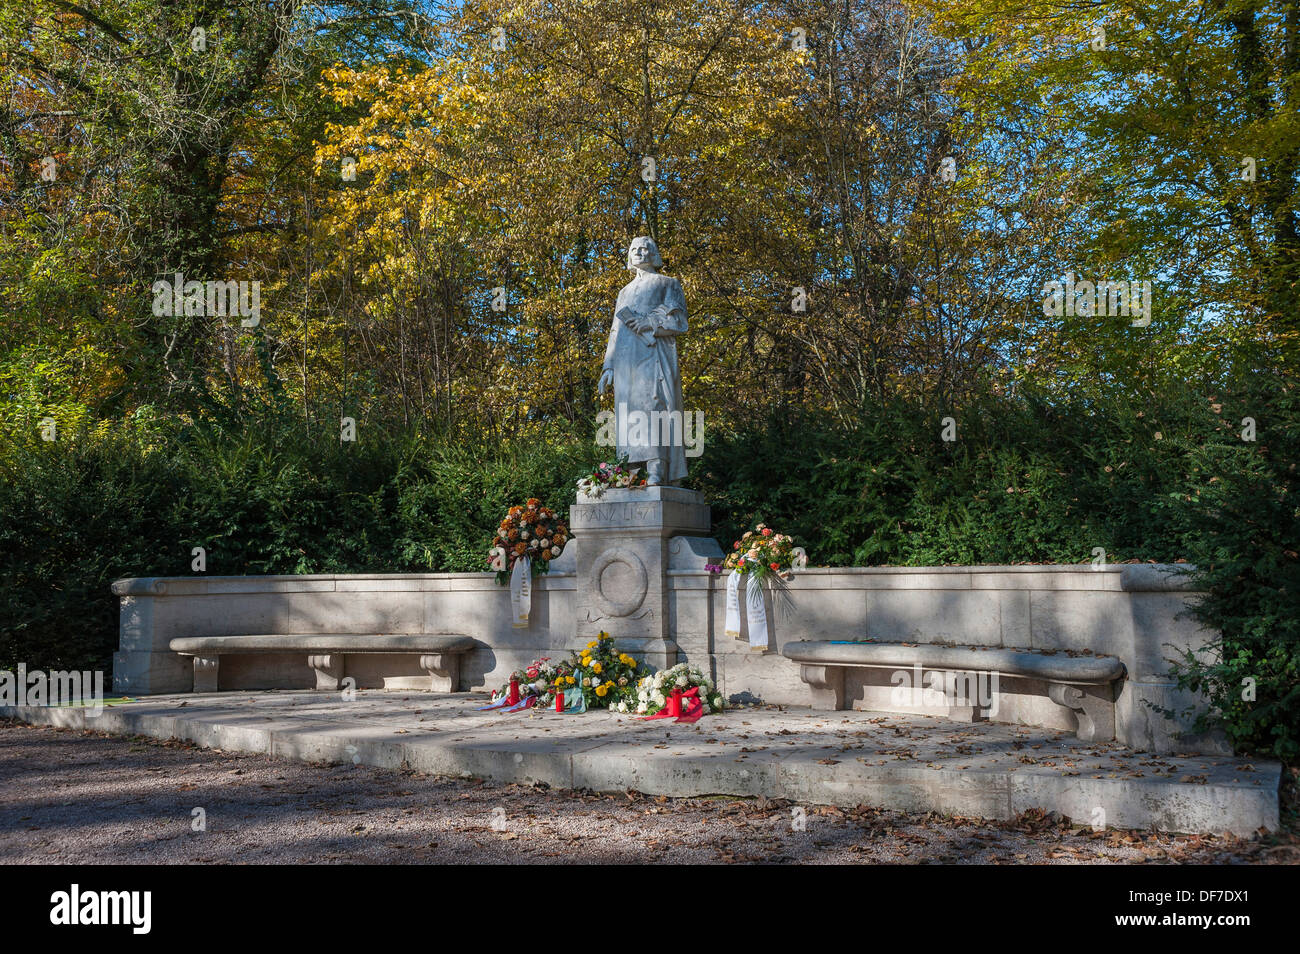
[603,270,689,482]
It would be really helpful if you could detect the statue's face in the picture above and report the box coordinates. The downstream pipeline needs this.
[627,237,661,271]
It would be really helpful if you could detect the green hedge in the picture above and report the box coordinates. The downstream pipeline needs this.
[698,390,1203,565]
[1159,377,1300,762]
[0,417,589,673]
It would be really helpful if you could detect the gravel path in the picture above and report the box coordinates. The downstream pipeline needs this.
[2,720,1295,865]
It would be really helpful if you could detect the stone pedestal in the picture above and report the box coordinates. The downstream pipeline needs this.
[569,486,720,669]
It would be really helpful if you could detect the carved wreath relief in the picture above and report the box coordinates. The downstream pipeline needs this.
[589,547,649,618]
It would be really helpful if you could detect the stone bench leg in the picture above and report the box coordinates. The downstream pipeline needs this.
[1047,682,1115,741]
[939,670,988,723]
[419,653,460,693]
[800,664,844,710]
[308,654,345,691]
[192,656,220,693]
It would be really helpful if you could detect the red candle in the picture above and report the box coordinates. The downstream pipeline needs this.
[667,688,682,718]
[555,691,564,712]
[508,677,520,705]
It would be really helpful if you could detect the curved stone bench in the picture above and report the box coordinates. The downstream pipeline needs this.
[781,640,1126,741]
[169,634,476,693]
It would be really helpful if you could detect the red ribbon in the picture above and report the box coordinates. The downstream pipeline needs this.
[638,685,706,723]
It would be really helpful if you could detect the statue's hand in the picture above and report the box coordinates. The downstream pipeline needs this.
[597,368,613,395]
[643,304,675,335]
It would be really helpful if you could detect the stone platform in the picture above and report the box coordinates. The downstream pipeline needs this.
[2,692,1279,836]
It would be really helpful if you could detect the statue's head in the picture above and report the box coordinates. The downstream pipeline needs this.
[626,236,663,272]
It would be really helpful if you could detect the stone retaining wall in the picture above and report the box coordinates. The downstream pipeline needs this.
[111,560,1220,755]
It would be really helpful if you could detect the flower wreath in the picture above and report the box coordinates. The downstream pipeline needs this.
[488,498,570,583]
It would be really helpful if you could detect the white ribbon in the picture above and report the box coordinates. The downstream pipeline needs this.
[510,556,532,628]
[725,569,742,639]
[724,548,806,648]
[725,565,768,648]
[744,572,768,648]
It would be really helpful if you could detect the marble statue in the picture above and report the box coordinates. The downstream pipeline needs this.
[597,236,689,485]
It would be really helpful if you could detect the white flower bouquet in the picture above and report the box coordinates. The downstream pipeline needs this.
[576,458,646,499]
[631,663,724,716]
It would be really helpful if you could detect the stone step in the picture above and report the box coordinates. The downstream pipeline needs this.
[1,692,1279,837]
